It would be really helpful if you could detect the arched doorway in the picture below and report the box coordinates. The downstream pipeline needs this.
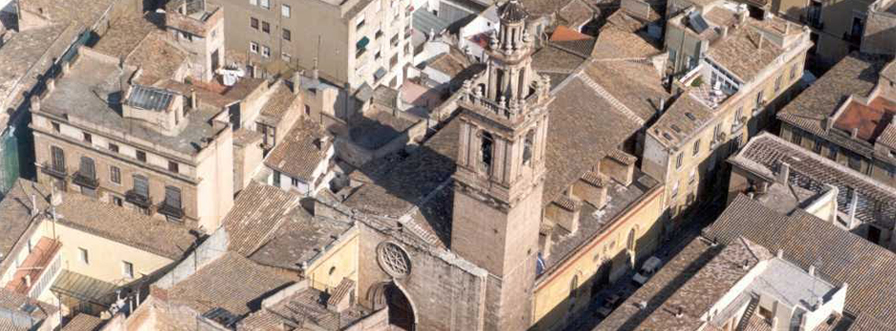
[370,282,415,330]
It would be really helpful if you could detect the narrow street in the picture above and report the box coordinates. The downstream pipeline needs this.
[563,198,726,331]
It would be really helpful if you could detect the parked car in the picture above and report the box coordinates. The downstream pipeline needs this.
[632,256,662,285]
[595,293,622,317]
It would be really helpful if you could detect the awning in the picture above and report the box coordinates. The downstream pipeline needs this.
[51,270,118,306]
[356,37,370,50]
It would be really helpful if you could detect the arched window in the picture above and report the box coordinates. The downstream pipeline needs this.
[480,131,494,174]
[570,275,579,297]
[329,266,337,276]
[523,129,535,165]
[79,157,96,179]
[627,228,637,251]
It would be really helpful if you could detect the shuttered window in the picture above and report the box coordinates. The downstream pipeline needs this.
[133,175,149,197]
[80,157,96,179]
[51,146,65,171]
[164,186,182,209]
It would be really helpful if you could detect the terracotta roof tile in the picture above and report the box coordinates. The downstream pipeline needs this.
[168,252,295,316]
[264,119,330,181]
[224,182,302,256]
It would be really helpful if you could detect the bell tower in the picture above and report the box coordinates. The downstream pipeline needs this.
[450,1,552,329]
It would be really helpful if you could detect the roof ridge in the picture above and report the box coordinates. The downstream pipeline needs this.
[576,71,645,125]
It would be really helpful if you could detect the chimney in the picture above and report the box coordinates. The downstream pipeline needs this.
[24,275,31,288]
[721,26,729,39]
[659,98,666,112]
[30,194,37,217]
[776,249,783,258]
[46,78,55,92]
[824,117,834,131]
[31,96,40,112]
[851,127,859,139]
[757,34,764,50]
[777,162,790,184]
[808,265,816,276]
[675,307,684,318]
[771,317,779,329]
[312,58,320,81]
[62,61,71,75]
[292,71,301,95]
[190,88,198,110]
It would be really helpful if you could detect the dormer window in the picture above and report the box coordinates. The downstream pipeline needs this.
[480,131,494,174]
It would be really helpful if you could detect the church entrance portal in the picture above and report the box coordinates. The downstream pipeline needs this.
[371,282,415,330]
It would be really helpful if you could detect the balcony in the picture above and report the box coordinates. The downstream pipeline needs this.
[72,172,99,189]
[157,203,185,220]
[6,237,62,299]
[40,162,67,179]
[125,191,152,209]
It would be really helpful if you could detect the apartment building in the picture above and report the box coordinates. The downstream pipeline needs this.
[30,48,234,232]
[778,56,896,188]
[216,0,414,90]
[738,0,895,68]
[643,2,812,218]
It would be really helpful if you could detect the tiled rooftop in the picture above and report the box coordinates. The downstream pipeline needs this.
[61,313,104,331]
[730,133,896,229]
[91,12,162,60]
[705,23,784,83]
[705,195,896,330]
[777,55,890,157]
[53,185,199,260]
[0,23,80,115]
[264,120,330,181]
[0,287,57,325]
[0,179,49,262]
[542,170,660,271]
[224,182,303,256]
[832,95,896,144]
[257,81,299,126]
[595,236,769,330]
[239,283,370,330]
[167,252,295,316]
[650,92,715,148]
[19,0,116,27]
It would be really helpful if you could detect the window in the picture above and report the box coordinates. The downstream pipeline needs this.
[808,0,822,27]
[480,131,494,174]
[168,161,179,173]
[250,17,258,29]
[133,174,149,198]
[283,28,291,41]
[262,46,271,58]
[122,261,134,278]
[51,146,65,172]
[675,153,683,169]
[792,130,802,145]
[79,157,96,179]
[374,50,381,60]
[790,63,799,80]
[78,248,89,264]
[755,91,764,108]
[83,132,92,143]
[164,186,182,210]
[112,196,123,207]
[689,168,697,183]
[291,177,299,187]
[52,122,60,132]
[848,154,862,171]
[735,107,743,122]
[109,143,119,153]
[110,166,121,184]
[304,105,311,116]
[813,138,823,153]
[273,171,281,187]
[523,130,535,165]
[774,75,782,93]
[136,150,147,162]
[693,139,700,156]
[713,123,722,140]
[828,145,838,161]
[355,15,366,30]
[260,0,270,9]
[282,4,291,17]
[250,42,259,53]
[569,275,579,298]
[669,49,677,64]
[262,21,270,34]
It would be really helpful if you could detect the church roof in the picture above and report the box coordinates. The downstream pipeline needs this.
[498,0,529,22]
